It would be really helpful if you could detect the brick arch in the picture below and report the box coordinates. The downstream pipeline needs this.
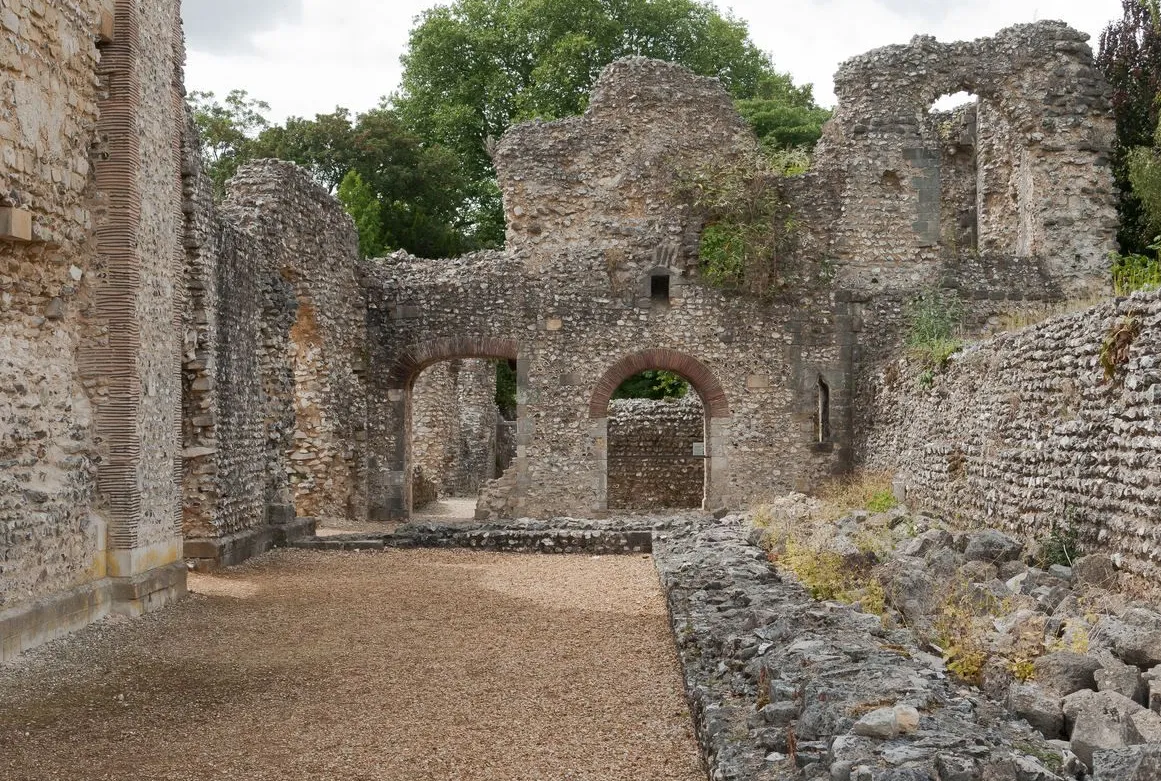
[387,336,519,388]
[589,349,729,418]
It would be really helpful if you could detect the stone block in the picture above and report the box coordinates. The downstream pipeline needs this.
[1072,711,1126,770]
[0,207,32,242]
[963,529,1023,563]
[1092,746,1161,781]
[1073,554,1117,589]
[98,9,115,43]
[1008,682,1064,738]
[1095,658,1146,704]
[1036,652,1102,696]
[1125,708,1161,744]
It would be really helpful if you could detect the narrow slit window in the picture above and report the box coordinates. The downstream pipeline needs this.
[817,377,831,443]
[650,273,670,303]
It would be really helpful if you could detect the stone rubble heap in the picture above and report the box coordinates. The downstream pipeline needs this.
[655,511,1161,781]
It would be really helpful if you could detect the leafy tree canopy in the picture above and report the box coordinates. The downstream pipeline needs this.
[393,0,830,246]
[612,370,689,400]
[188,89,271,198]
[188,94,471,258]
[1098,0,1161,253]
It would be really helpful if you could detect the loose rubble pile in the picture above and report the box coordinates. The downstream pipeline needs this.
[653,500,1161,780]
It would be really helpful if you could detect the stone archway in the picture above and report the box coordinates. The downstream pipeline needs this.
[372,336,520,521]
[388,336,519,390]
[588,349,730,513]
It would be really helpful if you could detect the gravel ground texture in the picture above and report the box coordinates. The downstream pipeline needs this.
[0,549,705,781]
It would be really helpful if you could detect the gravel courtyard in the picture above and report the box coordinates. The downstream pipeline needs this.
[0,549,704,781]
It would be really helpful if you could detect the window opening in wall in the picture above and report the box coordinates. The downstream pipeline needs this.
[650,273,670,304]
[930,91,977,113]
[926,92,980,254]
[816,376,831,444]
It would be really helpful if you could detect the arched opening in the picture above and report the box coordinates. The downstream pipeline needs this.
[607,374,704,511]
[409,358,512,519]
[384,337,521,521]
[589,349,730,514]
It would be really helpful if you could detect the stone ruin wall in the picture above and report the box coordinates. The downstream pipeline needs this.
[491,58,850,516]
[411,358,499,502]
[0,0,189,659]
[607,396,704,510]
[0,6,1135,658]
[181,156,367,558]
[862,293,1161,590]
[0,0,110,630]
[813,22,1116,302]
[367,28,1118,522]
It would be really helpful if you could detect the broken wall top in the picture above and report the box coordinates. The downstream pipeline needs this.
[493,58,759,280]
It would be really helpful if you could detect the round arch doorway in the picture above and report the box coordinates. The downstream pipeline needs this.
[589,349,731,514]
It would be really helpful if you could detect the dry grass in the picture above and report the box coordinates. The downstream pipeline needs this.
[989,294,1111,335]
[0,549,704,781]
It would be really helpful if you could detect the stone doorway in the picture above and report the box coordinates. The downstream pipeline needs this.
[589,349,730,514]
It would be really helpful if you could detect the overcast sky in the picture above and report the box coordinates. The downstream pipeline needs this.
[183,0,1126,123]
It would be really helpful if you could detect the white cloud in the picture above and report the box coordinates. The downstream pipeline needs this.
[183,0,1126,121]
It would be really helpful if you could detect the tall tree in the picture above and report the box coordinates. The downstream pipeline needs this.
[337,170,386,258]
[188,90,271,197]
[1098,0,1161,253]
[393,0,828,247]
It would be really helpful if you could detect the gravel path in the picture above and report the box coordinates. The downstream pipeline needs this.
[0,549,704,781]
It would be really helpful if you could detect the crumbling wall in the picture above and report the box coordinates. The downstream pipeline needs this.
[365,60,851,521]
[182,158,367,561]
[607,396,704,510]
[180,113,266,544]
[815,22,1116,301]
[862,293,1161,590]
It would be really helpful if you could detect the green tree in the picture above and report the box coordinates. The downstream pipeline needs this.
[337,170,386,258]
[1098,0,1161,253]
[188,89,271,197]
[394,0,828,247]
[613,370,689,399]
[253,107,471,257]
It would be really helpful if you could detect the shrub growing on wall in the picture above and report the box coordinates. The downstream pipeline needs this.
[678,155,803,298]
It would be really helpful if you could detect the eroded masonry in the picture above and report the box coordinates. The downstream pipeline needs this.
[3,2,1151,661]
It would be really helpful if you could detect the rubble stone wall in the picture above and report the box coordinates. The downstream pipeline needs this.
[0,0,190,660]
[863,292,1161,589]
[180,111,265,543]
[181,158,366,559]
[0,0,109,623]
[607,396,705,510]
[817,22,1116,300]
[366,24,1117,520]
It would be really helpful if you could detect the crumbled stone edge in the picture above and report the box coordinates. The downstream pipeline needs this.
[652,517,1078,781]
[292,518,660,555]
